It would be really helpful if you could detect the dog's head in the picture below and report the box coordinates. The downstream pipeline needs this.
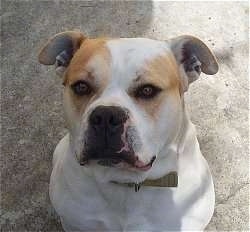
[39,31,218,182]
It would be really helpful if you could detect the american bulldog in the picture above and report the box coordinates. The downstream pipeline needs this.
[38,31,218,231]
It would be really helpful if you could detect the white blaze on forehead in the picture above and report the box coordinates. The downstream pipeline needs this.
[106,38,170,87]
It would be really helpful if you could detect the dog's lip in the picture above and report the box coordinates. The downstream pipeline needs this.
[80,155,156,172]
[134,155,156,171]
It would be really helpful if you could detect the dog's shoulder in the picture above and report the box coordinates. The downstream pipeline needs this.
[52,134,70,167]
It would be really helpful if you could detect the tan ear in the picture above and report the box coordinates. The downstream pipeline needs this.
[38,31,86,75]
[169,35,219,91]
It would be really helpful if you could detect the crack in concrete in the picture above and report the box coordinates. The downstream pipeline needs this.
[217,182,249,205]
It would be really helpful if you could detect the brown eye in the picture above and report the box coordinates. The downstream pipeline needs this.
[135,84,161,99]
[71,81,91,96]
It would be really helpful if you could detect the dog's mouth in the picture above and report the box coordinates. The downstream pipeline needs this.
[79,153,156,171]
[79,108,153,171]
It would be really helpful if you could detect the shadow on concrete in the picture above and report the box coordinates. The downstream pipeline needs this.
[214,42,249,67]
[1,1,153,231]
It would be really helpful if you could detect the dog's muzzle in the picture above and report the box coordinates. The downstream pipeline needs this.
[79,106,155,170]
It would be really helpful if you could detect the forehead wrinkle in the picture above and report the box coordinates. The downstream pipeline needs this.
[134,75,142,82]
[106,38,170,88]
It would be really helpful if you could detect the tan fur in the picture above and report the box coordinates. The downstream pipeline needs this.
[135,54,181,118]
[64,45,181,118]
[63,38,111,113]
[144,54,180,89]
[63,38,110,84]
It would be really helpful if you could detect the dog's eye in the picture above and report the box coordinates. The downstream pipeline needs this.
[135,84,161,99]
[71,81,91,96]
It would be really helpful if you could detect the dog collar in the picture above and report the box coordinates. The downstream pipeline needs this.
[111,171,178,192]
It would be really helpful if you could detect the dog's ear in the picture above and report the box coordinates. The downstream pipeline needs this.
[38,31,86,75]
[169,35,219,92]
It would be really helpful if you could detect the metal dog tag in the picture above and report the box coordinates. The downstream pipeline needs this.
[134,183,141,192]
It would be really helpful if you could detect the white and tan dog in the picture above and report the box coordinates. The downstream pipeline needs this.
[39,31,218,231]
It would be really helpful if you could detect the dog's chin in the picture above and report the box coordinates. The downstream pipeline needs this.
[76,152,156,183]
[92,158,153,172]
[78,154,156,172]
[86,161,150,184]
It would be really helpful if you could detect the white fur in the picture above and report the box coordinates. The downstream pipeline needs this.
[49,38,215,231]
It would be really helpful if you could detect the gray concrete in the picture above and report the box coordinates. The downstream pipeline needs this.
[1,1,249,231]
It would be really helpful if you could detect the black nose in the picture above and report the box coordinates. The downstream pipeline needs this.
[89,106,128,131]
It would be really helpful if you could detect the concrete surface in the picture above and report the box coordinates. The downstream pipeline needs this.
[1,1,249,231]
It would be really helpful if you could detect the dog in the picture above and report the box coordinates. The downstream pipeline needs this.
[38,31,218,231]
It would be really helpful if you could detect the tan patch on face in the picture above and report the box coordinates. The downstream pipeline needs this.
[144,53,180,89]
[64,38,110,85]
[136,53,181,118]
[63,38,111,115]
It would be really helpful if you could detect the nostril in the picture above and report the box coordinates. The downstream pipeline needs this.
[109,115,121,126]
[91,115,102,126]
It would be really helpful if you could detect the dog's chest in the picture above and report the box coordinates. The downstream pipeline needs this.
[50,165,180,230]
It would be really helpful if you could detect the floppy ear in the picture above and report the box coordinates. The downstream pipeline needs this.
[38,31,86,75]
[169,35,219,92]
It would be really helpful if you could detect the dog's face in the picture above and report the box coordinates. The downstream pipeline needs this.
[39,32,218,182]
[63,38,182,172]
